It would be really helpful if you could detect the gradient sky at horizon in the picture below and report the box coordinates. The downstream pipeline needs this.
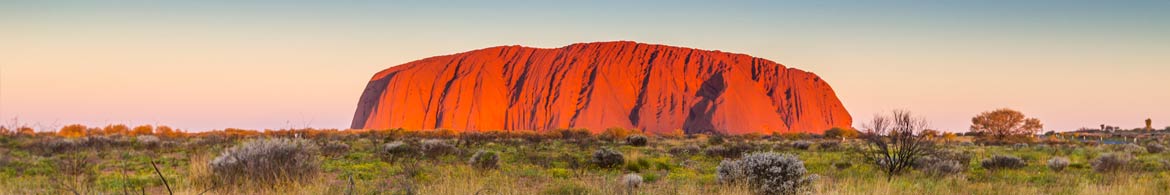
[2,0,1168,132]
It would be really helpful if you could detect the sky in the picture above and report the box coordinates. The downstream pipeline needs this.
[2,0,1168,132]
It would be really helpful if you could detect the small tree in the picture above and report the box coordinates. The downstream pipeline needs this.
[859,110,935,181]
[969,108,1042,143]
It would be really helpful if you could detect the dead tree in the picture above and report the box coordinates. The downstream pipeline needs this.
[859,110,935,181]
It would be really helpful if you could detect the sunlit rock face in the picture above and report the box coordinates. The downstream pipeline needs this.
[352,41,851,135]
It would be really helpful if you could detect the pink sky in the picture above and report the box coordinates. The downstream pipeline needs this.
[2,1,1167,132]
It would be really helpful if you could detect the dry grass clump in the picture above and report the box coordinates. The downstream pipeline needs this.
[1091,153,1133,173]
[817,141,841,151]
[28,138,80,156]
[319,141,350,158]
[469,150,500,170]
[209,138,320,187]
[706,142,755,159]
[913,149,971,176]
[79,135,124,148]
[915,156,964,177]
[1114,143,1147,154]
[379,141,420,163]
[792,141,813,150]
[706,145,731,158]
[419,139,457,157]
[0,153,9,167]
[981,155,1026,170]
[669,144,701,157]
[135,135,161,148]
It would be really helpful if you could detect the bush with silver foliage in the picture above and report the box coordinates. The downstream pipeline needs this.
[419,139,457,157]
[621,173,643,188]
[590,148,625,168]
[1047,157,1070,172]
[716,159,744,184]
[981,155,1026,170]
[718,152,817,195]
[791,141,813,150]
[625,135,648,147]
[210,138,319,186]
[1091,153,1133,173]
[1146,143,1166,154]
[379,141,420,163]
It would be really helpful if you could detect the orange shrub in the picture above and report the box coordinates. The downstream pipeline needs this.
[103,124,130,135]
[18,127,35,135]
[59,124,88,138]
[131,125,154,136]
[600,127,635,142]
[661,129,686,139]
[156,125,186,138]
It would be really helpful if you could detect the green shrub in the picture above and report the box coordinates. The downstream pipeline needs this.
[548,168,572,179]
[542,182,592,195]
[624,158,651,173]
[833,161,852,170]
[642,173,660,183]
[651,158,675,171]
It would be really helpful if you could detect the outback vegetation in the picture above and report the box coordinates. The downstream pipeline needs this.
[1,109,1169,195]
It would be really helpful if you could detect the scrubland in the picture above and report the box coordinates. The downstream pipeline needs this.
[0,127,1168,195]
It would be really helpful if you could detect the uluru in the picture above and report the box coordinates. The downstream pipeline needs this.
[351,41,851,135]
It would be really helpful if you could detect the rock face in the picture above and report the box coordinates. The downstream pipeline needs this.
[351,41,851,135]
